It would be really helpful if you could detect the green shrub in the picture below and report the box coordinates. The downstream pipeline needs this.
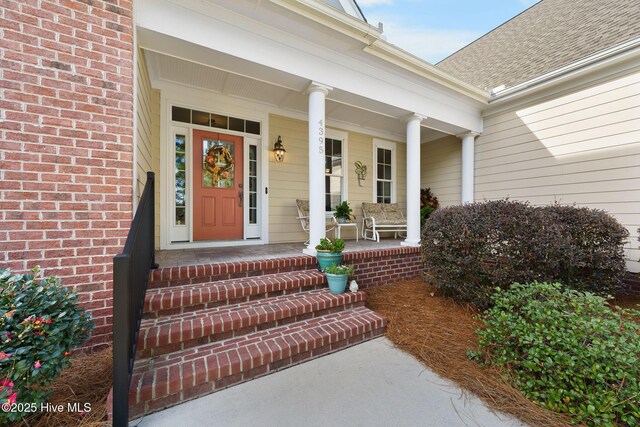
[421,200,629,308]
[469,282,640,426]
[0,268,94,423]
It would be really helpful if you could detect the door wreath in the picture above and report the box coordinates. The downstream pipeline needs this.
[204,145,234,187]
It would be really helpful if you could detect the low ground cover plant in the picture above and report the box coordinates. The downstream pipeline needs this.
[469,282,640,426]
[0,268,94,423]
[422,200,629,308]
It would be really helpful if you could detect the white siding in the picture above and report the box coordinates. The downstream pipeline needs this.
[477,71,640,271]
[421,135,462,207]
[135,49,161,248]
[268,114,406,243]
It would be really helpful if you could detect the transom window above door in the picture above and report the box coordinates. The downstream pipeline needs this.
[171,106,261,135]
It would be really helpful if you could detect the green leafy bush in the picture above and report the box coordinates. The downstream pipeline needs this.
[469,282,640,426]
[0,268,94,423]
[422,200,629,308]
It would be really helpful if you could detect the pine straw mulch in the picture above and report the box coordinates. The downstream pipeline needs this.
[366,279,576,427]
[20,346,112,427]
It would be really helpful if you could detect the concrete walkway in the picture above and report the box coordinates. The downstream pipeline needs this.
[132,338,525,427]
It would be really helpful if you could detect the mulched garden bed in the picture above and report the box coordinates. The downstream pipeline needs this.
[366,279,576,427]
[15,284,638,427]
[23,346,111,427]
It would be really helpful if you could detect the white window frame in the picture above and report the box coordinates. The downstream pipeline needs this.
[325,129,348,214]
[244,137,261,239]
[372,139,397,203]
[169,126,191,243]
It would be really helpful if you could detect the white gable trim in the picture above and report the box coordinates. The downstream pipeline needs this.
[487,37,640,114]
[337,0,365,21]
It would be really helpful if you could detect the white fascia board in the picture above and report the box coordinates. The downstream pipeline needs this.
[267,0,374,38]
[271,0,487,103]
[136,0,484,133]
[486,37,640,114]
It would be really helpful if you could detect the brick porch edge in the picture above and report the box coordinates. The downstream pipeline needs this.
[148,246,423,289]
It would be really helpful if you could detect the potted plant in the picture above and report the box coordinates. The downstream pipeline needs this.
[315,238,344,271]
[333,201,355,224]
[323,264,354,294]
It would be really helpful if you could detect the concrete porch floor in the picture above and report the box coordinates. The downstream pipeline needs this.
[131,337,524,427]
[155,238,406,268]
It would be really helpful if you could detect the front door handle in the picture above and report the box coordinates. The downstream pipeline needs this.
[238,191,243,207]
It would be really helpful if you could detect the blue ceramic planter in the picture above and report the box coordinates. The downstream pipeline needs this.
[325,272,348,294]
[316,251,342,271]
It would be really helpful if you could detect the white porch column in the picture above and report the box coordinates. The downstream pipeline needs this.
[304,82,332,255]
[459,132,479,204]
[401,114,424,247]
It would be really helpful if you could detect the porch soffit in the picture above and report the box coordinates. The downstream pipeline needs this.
[144,49,451,142]
[136,0,485,134]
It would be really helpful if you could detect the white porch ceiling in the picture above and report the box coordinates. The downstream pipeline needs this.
[144,49,452,143]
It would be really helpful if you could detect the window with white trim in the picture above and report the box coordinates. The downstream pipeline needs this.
[374,140,396,204]
[325,137,343,211]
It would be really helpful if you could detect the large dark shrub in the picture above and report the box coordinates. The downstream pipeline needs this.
[469,282,640,426]
[421,200,629,308]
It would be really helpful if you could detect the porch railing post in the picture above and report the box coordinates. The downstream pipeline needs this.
[147,171,158,269]
[112,171,156,425]
[112,253,131,426]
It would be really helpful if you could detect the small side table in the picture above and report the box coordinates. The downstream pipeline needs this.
[335,222,359,242]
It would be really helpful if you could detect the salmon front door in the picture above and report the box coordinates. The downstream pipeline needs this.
[193,130,243,240]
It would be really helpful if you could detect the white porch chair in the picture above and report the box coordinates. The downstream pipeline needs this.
[295,199,337,243]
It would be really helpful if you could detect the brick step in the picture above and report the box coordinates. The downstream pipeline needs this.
[137,289,368,358]
[144,269,326,318]
[129,306,386,418]
[148,255,317,289]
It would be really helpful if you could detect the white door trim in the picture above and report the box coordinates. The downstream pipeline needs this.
[159,84,270,249]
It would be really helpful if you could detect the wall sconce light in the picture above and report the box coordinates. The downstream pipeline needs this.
[355,161,367,186]
[273,135,286,162]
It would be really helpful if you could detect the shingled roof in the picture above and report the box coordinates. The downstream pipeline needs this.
[436,0,640,91]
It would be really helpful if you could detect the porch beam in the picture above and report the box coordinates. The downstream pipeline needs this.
[304,82,333,255]
[401,114,424,248]
[458,131,479,204]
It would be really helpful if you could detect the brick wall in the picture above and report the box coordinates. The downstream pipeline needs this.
[148,246,423,289]
[0,0,134,349]
[343,247,422,289]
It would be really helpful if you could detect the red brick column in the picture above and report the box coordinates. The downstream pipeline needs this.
[0,0,134,349]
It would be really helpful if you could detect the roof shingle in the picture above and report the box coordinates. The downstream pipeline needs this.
[436,0,640,90]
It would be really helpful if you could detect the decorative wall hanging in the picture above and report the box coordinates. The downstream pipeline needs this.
[354,161,367,186]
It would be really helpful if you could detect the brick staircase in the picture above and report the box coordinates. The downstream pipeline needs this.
[128,255,387,418]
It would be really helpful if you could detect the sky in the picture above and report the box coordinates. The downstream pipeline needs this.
[356,0,540,64]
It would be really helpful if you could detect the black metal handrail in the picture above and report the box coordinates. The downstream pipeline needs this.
[112,171,158,426]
